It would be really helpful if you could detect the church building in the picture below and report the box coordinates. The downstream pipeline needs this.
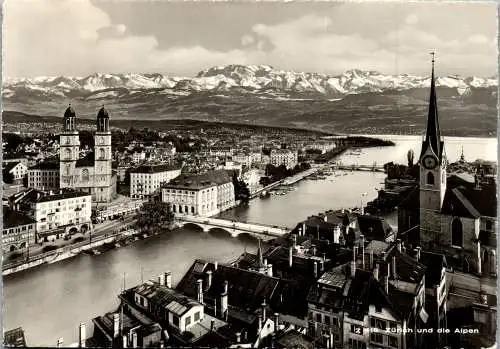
[59,105,116,203]
[398,59,497,277]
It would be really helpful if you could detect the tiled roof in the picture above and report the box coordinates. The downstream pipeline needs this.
[29,161,59,170]
[3,208,36,229]
[134,282,200,317]
[357,215,393,241]
[36,189,90,203]
[383,248,426,285]
[3,162,23,172]
[131,164,181,174]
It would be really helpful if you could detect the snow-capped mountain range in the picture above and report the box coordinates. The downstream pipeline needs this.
[3,65,497,100]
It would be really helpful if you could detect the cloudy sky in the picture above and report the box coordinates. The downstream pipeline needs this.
[3,0,498,78]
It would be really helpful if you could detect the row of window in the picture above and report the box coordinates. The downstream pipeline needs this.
[3,225,34,235]
[3,233,33,242]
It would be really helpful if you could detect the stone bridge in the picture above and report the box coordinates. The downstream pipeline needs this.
[174,215,290,241]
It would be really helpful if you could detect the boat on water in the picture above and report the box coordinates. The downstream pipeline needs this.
[260,190,271,199]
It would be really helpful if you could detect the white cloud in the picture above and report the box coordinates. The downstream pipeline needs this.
[468,34,489,45]
[3,1,497,78]
[405,14,419,25]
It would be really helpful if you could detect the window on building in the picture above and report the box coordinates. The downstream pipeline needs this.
[370,333,383,344]
[185,316,191,327]
[452,218,463,247]
[316,313,322,323]
[194,311,200,322]
[325,316,330,325]
[82,169,89,182]
[388,336,398,348]
[486,220,493,230]
[173,316,179,327]
[427,172,434,185]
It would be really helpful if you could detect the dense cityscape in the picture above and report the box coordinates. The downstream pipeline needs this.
[2,58,497,349]
[2,1,498,349]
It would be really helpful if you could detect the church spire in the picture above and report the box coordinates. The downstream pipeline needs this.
[424,52,442,159]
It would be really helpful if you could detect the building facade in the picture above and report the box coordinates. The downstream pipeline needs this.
[130,164,182,199]
[162,181,219,217]
[27,162,60,191]
[2,208,36,252]
[32,190,92,240]
[4,162,28,184]
[59,105,116,203]
[270,149,298,169]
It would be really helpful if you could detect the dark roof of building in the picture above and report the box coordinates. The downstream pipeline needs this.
[357,215,393,241]
[35,189,90,203]
[276,330,314,349]
[383,248,426,285]
[64,104,76,118]
[3,207,36,229]
[344,268,402,321]
[133,282,201,317]
[419,251,447,288]
[3,327,27,347]
[399,177,496,219]
[29,161,59,170]
[131,164,181,174]
[76,152,95,168]
[165,170,231,190]
[3,162,23,172]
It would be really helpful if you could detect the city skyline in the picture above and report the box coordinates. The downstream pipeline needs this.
[4,0,498,78]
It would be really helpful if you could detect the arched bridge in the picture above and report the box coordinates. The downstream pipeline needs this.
[174,215,290,241]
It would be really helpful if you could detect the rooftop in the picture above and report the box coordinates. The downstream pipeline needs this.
[3,207,36,229]
[131,164,181,174]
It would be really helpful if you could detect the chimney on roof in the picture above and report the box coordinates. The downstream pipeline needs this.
[78,322,86,348]
[113,313,120,338]
[132,331,138,348]
[312,246,317,256]
[381,251,386,262]
[353,246,358,263]
[302,222,306,236]
[313,261,318,278]
[373,262,379,281]
[214,261,218,270]
[158,273,165,286]
[396,239,402,252]
[392,256,397,280]
[360,235,365,268]
[274,313,280,332]
[261,299,267,321]
[289,246,293,268]
[415,247,421,261]
[122,335,128,348]
[206,270,212,289]
[236,332,241,343]
[320,259,325,273]
[370,250,374,269]
[292,234,297,248]
[197,279,204,304]
[384,263,390,294]
[220,280,229,321]
[165,271,172,288]
[263,258,268,267]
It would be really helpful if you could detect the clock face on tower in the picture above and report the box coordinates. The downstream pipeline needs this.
[423,155,438,170]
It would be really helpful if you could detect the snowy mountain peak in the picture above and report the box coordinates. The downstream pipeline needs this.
[3,65,497,101]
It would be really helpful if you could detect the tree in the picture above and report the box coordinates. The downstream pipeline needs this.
[407,149,415,167]
[135,201,175,233]
[232,173,250,204]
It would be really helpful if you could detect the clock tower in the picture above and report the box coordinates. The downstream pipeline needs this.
[94,106,113,202]
[418,54,447,248]
[60,104,80,188]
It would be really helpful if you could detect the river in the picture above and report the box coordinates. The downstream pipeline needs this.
[2,135,496,346]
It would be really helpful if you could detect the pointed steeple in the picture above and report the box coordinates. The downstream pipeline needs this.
[423,52,442,159]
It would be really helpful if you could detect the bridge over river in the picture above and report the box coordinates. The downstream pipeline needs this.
[174,215,290,241]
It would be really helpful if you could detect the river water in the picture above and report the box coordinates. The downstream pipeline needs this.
[2,135,496,346]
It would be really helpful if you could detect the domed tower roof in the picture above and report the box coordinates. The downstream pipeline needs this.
[64,104,76,118]
[97,106,109,119]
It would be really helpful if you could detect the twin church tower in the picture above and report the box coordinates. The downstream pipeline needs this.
[59,105,115,203]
